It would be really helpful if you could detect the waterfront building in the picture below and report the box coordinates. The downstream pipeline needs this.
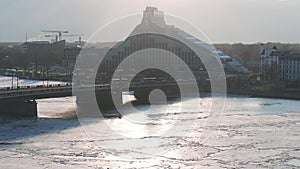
[63,46,82,70]
[278,54,300,81]
[260,44,300,83]
[99,7,250,83]
[20,40,65,66]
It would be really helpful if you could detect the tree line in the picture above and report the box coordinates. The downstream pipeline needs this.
[214,43,300,61]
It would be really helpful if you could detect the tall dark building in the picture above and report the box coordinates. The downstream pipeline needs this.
[21,40,65,66]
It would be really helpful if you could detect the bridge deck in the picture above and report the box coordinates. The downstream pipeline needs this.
[0,81,198,102]
[0,84,110,102]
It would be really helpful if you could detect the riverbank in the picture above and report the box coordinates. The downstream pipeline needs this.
[0,73,71,83]
[228,88,300,100]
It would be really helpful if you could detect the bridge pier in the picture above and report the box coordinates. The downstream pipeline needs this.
[0,100,37,118]
[76,89,123,117]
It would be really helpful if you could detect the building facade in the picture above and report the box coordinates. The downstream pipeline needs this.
[260,44,300,83]
[99,7,250,84]
[279,55,300,81]
[20,40,65,66]
[63,46,82,70]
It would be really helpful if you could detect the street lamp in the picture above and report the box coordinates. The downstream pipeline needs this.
[11,69,19,90]
[4,56,9,69]
[11,70,13,90]
[46,68,49,87]
[16,68,19,91]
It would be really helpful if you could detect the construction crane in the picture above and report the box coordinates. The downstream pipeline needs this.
[41,30,69,42]
[44,34,84,44]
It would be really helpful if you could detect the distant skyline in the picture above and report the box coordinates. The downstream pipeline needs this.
[1,0,300,43]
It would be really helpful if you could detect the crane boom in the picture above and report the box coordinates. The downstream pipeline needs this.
[44,34,84,44]
[41,30,69,41]
[41,30,69,33]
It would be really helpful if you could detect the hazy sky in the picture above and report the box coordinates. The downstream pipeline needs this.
[0,0,299,43]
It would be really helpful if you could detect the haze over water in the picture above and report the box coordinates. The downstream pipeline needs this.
[0,76,299,168]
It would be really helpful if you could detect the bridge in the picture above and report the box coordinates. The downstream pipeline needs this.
[0,80,202,117]
[0,84,109,102]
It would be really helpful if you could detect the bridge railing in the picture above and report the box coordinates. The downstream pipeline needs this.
[0,80,198,98]
[0,84,72,98]
[0,83,112,98]
[0,83,71,91]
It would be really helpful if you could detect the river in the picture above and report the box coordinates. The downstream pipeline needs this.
[0,76,299,168]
